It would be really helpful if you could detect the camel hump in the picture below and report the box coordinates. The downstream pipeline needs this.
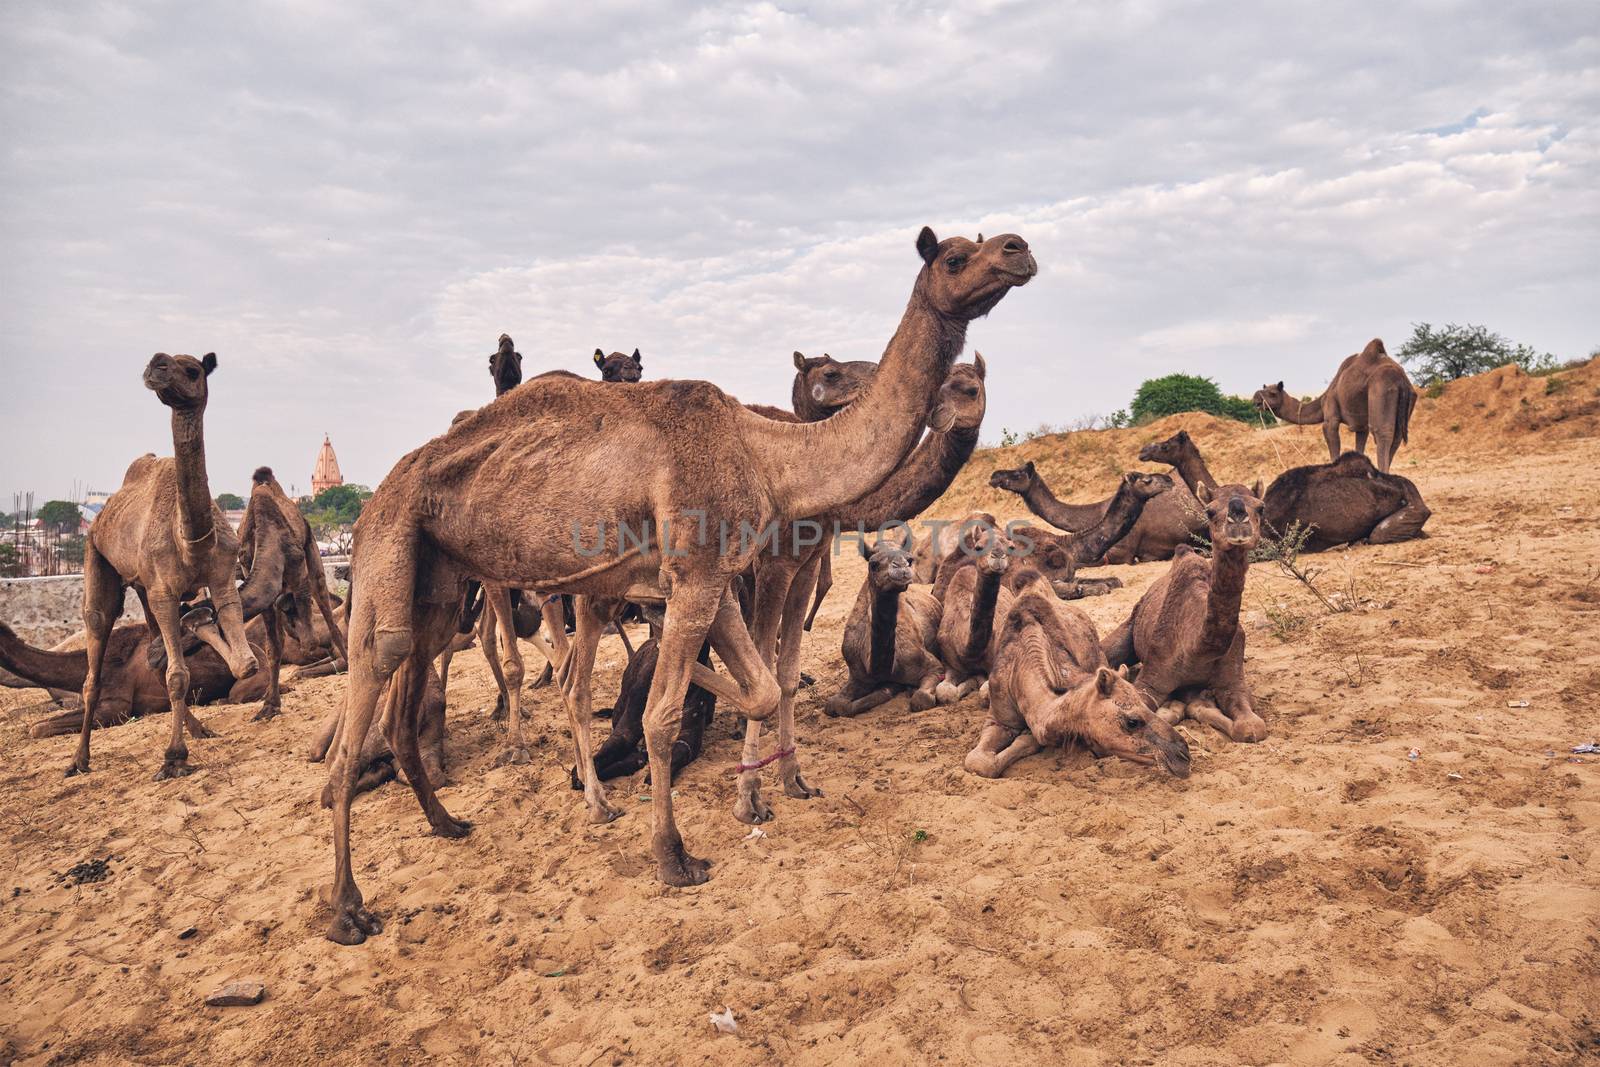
[252,466,274,484]
[121,453,163,484]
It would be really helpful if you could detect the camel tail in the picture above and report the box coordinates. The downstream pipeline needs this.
[0,622,91,693]
[1396,383,1415,445]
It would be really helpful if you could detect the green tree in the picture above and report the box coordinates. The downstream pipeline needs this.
[1129,373,1258,425]
[1396,322,1557,385]
[215,492,245,510]
[37,499,82,533]
[0,543,22,577]
[58,536,86,566]
[306,484,371,526]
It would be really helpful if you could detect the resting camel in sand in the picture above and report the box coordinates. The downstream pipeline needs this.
[69,353,258,780]
[964,565,1191,778]
[594,348,644,382]
[321,227,1035,943]
[1102,482,1268,742]
[988,461,1198,563]
[933,526,1013,703]
[1253,338,1417,472]
[827,529,944,716]
[734,354,989,823]
[1142,429,1430,551]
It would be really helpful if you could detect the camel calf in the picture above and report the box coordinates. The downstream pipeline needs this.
[966,567,1190,779]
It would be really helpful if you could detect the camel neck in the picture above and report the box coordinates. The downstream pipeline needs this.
[1197,544,1250,655]
[1174,453,1218,494]
[867,585,901,680]
[963,566,1004,662]
[835,423,980,529]
[170,408,215,548]
[1021,477,1104,534]
[747,285,966,519]
[1070,482,1144,565]
[1277,393,1324,425]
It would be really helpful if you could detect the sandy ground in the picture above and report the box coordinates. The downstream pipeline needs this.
[2,363,1598,1065]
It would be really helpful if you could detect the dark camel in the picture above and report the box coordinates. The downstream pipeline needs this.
[965,566,1191,778]
[594,348,643,383]
[70,353,258,780]
[1253,338,1417,472]
[1263,451,1431,551]
[989,461,1200,563]
[1102,482,1268,742]
[321,228,1035,943]
[826,530,944,717]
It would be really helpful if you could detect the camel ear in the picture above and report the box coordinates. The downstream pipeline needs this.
[793,351,807,370]
[1195,483,1212,504]
[201,352,217,375]
[632,348,641,363]
[973,352,987,380]
[916,226,940,265]
[1276,381,1284,391]
[593,349,605,368]
[1251,479,1263,499]
[1024,460,1036,475]
[1095,667,1117,696]
[1116,664,1129,679]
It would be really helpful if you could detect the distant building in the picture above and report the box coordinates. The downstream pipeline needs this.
[311,434,343,498]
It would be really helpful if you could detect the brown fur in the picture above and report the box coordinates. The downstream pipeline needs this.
[933,527,1013,703]
[827,531,944,717]
[68,353,258,781]
[989,461,1193,564]
[965,568,1190,779]
[1263,451,1431,551]
[1253,337,1417,472]
[320,229,1035,943]
[1101,483,1269,743]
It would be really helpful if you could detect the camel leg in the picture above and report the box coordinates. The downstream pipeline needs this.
[67,549,123,776]
[148,597,200,780]
[253,609,284,722]
[1368,495,1431,545]
[964,721,1041,778]
[1210,685,1267,742]
[381,628,468,836]
[774,551,823,800]
[1352,428,1368,460]
[735,554,812,823]
[1181,692,1240,741]
[436,648,454,700]
[1156,697,1186,726]
[642,582,726,887]
[486,586,530,765]
[802,552,832,632]
[559,598,622,824]
[1322,418,1342,464]
[480,601,509,722]
[35,691,131,738]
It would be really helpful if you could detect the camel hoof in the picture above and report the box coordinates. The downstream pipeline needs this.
[934,682,959,705]
[187,719,219,738]
[799,672,816,688]
[910,690,937,712]
[64,760,91,778]
[734,793,774,825]
[962,752,1003,778]
[431,816,473,839]
[1230,715,1269,743]
[327,903,383,945]
[589,801,624,825]
[488,701,508,723]
[495,745,531,767]
[234,655,259,680]
[657,845,712,887]
[251,705,280,723]
[783,773,822,800]
[153,760,195,781]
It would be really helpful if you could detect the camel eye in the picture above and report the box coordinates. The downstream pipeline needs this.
[945,254,967,272]
[1120,713,1143,732]
[185,367,199,379]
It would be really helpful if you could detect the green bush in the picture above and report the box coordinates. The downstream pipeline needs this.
[1129,373,1258,425]
[1397,322,1557,385]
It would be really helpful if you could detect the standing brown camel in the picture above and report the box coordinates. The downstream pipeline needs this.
[1253,338,1417,472]
[1101,482,1268,742]
[322,228,1035,943]
[965,566,1190,778]
[69,353,257,780]
[594,348,643,382]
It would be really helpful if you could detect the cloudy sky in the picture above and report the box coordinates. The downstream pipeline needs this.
[2,1,1595,501]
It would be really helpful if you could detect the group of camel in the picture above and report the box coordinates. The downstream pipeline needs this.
[4,226,1440,946]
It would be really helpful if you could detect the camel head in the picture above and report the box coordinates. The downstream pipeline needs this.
[1138,429,1196,467]
[859,527,916,594]
[143,352,215,411]
[1065,666,1191,779]
[1122,471,1173,502]
[989,460,1038,495]
[914,227,1036,321]
[490,334,523,396]
[1195,482,1265,550]
[967,523,1013,578]
[594,348,643,383]
[1251,381,1287,418]
[927,354,987,434]
[792,351,875,414]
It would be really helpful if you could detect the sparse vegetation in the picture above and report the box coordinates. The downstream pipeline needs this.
[1396,322,1558,385]
[1263,600,1310,641]
[1253,521,1351,615]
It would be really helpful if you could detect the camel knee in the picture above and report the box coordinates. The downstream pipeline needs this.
[164,665,191,702]
[372,628,413,677]
[745,668,781,722]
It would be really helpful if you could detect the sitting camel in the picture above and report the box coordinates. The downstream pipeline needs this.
[1101,482,1268,742]
[1143,429,1430,552]
[594,348,643,382]
[826,530,944,717]
[934,526,1013,703]
[989,462,1196,563]
[965,566,1190,779]
[1253,338,1417,472]
[320,227,1034,943]
[69,353,258,780]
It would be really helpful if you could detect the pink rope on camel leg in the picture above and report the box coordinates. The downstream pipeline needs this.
[734,747,795,774]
